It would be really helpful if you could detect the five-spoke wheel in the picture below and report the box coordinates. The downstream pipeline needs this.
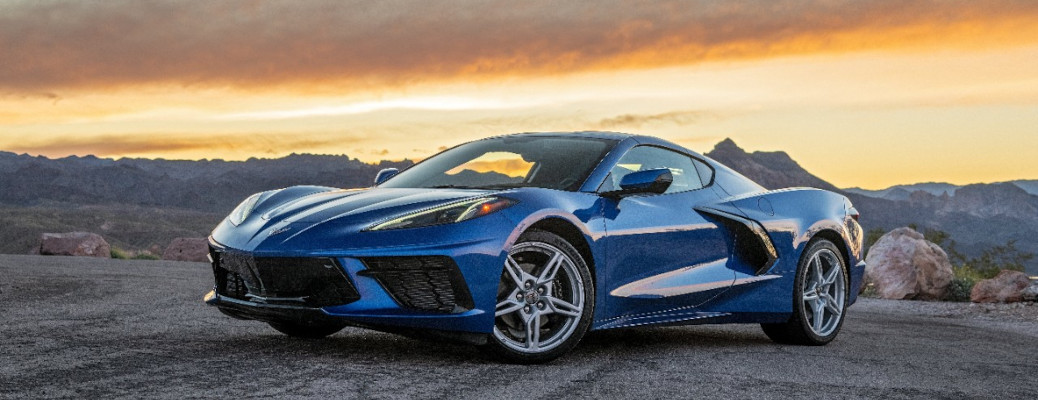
[761,239,848,345]
[483,230,594,363]
[801,247,846,337]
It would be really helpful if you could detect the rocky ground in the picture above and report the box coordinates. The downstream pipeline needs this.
[1,254,1036,399]
[855,295,1038,336]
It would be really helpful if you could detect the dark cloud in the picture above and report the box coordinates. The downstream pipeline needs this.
[1,0,1035,92]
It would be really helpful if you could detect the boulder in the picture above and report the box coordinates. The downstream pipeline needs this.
[864,227,954,300]
[162,237,209,262]
[37,232,111,258]
[1023,280,1038,302]
[971,270,1031,303]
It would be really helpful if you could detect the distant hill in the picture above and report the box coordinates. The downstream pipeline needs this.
[3,144,1036,274]
[0,151,411,255]
[0,151,412,213]
[845,182,961,200]
[705,140,1038,275]
[1013,180,1038,196]
[847,180,1038,199]
[705,139,840,192]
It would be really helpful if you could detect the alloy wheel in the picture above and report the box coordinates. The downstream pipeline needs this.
[801,248,846,337]
[493,241,585,353]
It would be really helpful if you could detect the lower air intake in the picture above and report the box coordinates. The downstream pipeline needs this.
[359,256,474,313]
[210,249,360,307]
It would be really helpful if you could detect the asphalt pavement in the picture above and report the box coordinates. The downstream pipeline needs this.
[1,254,1035,399]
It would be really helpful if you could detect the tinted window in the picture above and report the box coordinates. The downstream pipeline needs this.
[380,136,616,191]
[691,158,714,187]
[600,146,705,194]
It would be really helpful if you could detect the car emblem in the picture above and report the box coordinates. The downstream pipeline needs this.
[524,290,539,304]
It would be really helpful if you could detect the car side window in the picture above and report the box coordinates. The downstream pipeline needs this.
[601,146,706,194]
[691,158,714,187]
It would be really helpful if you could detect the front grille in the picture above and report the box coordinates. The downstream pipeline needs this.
[210,249,360,307]
[359,256,474,313]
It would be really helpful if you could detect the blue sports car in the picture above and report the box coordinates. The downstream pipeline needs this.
[204,132,865,363]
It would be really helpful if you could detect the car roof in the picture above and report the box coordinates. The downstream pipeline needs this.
[492,131,638,141]
[494,131,702,152]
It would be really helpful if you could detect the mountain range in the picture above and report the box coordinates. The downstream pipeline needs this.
[1,140,1035,274]
[845,181,1038,201]
[0,151,411,254]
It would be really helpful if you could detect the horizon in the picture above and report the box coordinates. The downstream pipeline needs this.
[4,140,1035,192]
[2,0,1037,190]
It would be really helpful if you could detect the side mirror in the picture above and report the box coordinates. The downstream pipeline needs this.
[373,168,399,186]
[604,168,672,197]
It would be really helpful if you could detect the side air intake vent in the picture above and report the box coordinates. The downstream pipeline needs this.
[695,206,778,275]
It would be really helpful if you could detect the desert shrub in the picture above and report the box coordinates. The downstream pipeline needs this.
[943,243,1034,301]
[112,247,160,260]
[132,252,160,260]
[945,265,985,302]
[945,278,973,302]
[110,247,130,259]
[949,240,1031,278]
[859,282,878,298]
[923,228,950,247]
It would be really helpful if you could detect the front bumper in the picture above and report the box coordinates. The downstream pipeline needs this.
[204,234,506,334]
[204,290,343,325]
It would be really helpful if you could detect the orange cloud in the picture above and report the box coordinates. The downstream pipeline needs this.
[2,0,1036,94]
[597,110,710,129]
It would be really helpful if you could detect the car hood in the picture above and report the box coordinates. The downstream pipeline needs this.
[260,187,496,227]
[209,186,503,251]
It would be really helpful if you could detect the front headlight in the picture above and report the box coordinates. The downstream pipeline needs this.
[367,196,517,231]
[228,193,262,226]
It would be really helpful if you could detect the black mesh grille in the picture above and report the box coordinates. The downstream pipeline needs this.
[210,248,360,307]
[359,256,474,313]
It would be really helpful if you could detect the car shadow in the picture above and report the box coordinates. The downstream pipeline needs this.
[195,323,775,364]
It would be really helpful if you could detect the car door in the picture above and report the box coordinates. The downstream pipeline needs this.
[598,145,734,326]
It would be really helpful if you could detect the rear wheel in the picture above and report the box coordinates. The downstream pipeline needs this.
[761,239,848,345]
[268,321,346,339]
[482,230,594,364]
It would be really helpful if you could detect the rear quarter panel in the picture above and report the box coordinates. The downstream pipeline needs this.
[699,188,864,314]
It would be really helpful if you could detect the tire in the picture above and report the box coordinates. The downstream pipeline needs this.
[481,230,595,364]
[268,321,346,339]
[761,239,848,345]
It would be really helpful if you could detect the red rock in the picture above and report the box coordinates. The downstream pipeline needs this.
[863,227,953,300]
[971,270,1031,303]
[162,237,209,262]
[38,232,111,258]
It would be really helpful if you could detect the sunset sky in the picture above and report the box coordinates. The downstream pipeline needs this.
[1,0,1036,189]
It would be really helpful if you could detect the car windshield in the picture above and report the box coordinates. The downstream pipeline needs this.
[380,136,617,191]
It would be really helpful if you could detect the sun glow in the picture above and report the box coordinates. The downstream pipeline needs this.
[216,96,540,121]
[1,1,1036,189]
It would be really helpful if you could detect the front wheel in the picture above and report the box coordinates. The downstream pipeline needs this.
[761,239,848,345]
[481,230,594,364]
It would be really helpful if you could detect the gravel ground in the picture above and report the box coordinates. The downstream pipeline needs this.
[1,254,1036,399]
